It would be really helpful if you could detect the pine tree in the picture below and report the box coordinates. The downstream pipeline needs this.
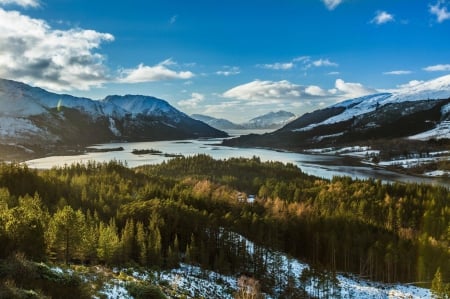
[97,219,120,265]
[120,219,135,264]
[432,267,450,299]
[135,221,148,265]
[47,205,85,264]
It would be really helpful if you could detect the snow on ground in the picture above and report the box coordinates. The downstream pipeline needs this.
[425,170,450,177]
[379,154,450,169]
[409,121,450,140]
[304,146,380,159]
[98,280,132,299]
[58,236,431,299]
[159,264,237,299]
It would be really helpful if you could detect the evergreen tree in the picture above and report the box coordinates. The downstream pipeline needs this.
[46,205,85,264]
[119,219,135,264]
[432,267,450,299]
[135,221,148,265]
[97,219,120,265]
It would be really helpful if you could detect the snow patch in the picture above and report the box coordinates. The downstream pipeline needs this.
[108,117,121,137]
[0,117,43,137]
[409,121,450,140]
[99,281,132,299]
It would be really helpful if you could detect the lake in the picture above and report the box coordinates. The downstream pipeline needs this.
[25,137,450,187]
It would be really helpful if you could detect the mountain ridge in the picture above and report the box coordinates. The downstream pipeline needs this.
[191,110,296,131]
[0,78,226,160]
[223,74,450,150]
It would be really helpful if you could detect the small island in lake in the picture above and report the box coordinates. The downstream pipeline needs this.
[131,148,183,158]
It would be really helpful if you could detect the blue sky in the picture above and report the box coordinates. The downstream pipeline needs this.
[0,0,450,122]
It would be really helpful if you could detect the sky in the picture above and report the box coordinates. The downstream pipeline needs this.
[0,0,450,122]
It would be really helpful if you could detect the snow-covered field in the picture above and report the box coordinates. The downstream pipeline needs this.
[304,145,380,158]
[88,233,431,299]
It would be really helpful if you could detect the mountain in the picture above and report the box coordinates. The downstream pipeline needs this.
[191,110,296,131]
[242,110,296,129]
[191,114,244,130]
[224,74,450,150]
[0,78,226,158]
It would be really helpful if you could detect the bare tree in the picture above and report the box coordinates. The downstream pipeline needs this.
[235,275,264,299]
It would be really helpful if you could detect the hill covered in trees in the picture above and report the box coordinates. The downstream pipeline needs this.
[0,156,449,297]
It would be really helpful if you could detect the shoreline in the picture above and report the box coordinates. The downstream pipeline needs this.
[6,140,450,187]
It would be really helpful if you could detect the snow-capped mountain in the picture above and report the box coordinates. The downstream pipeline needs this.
[191,111,296,132]
[0,78,226,157]
[243,110,296,130]
[191,114,244,130]
[224,74,450,149]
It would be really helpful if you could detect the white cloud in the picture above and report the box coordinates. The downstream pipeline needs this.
[216,66,240,76]
[430,1,450,23]
[383,70,412,75]
[119,60,194,83]
[305,85,329,97]
[334,79,376,98]
[178,92,204,108]
[0,8,114,91]
[423,64,450,71]
[223,80,302,101]
[257,62,294,70]
[371,11,395,25]
[0,0,39,7]
[293,56,311,63]
[322,0,342,10]
[310,58,338,68]
[397,80,424,89]
[328,71,340,75]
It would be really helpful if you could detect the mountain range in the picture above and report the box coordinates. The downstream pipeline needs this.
[191,110,296,131]
[224,74,450,150]
[0,78,226,159]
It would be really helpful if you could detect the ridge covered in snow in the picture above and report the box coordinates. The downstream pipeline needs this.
[0,78,225,146]
[291,74,450,132]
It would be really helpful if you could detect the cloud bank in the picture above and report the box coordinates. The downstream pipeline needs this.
[119,59,194,83]
[223,80,302,101]
[0,8,114,91]
[0,0,39,7]
[178,92,205,108]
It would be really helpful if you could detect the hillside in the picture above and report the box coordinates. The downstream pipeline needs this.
[0,156,447,298]
[0,79,226,160]
[191,110,296,132]
[191,114,244,130]
[224,75,450,150]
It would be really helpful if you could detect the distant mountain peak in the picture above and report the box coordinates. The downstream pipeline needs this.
[0,78,226,156]
[103,94,179,117]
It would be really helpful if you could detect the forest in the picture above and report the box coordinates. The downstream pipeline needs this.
[0,155,449,298]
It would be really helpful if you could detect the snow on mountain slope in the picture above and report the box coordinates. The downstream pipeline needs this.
[0,117,44,139]
[292,74,450,132]
[409,121,450,140]
[103,95,184,119]
[0,78,108,117]
[245,110,295,129]
[391,74,450,103]
[0,79,48,116]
